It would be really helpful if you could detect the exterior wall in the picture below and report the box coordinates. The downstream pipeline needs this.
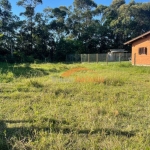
[132,35,150,65]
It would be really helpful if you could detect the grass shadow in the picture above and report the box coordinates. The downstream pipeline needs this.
[0,120,31,149]
[0,120,7,149]
[0,63,49,78]
[0,63,70,79]
[0,119,136,149]
[77,128,136,138]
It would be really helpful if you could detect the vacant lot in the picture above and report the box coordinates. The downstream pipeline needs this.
[0,62,150,150]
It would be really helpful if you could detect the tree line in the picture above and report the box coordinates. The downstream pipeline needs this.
[0,0,150,62]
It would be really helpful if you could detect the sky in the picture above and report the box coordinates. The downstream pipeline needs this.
[10,0,150,16]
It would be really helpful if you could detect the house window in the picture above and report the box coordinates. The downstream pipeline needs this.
[139,47,147,55]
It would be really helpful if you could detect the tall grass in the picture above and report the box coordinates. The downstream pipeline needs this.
[0,61,150,149]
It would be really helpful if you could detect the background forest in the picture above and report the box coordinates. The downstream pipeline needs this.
[0,0,150,62]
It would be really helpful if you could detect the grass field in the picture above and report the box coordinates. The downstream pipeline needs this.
[0,61,150,150]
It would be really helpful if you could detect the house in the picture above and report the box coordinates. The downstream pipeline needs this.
[107,49,128,61]
[124,31,150,66]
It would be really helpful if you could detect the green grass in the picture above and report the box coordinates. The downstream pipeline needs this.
[0,61,150,149]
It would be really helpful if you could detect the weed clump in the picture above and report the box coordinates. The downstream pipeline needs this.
[0,71,14,83]
[104,77,124,86]
[28,80,44,88]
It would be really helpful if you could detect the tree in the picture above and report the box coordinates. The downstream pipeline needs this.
[44,6,69,40]
[65,0,98,53]
[0,0,150,62]
[129,2,150,37]
[17,0,42,55]
[0,33,3,39]
[102,0,126,48]
[0,0,20,57]
[33,12,55,61]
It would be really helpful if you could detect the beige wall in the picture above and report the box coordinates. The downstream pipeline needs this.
[132,35,150,65]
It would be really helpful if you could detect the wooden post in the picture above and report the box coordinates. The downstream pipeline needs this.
[88,54,90,63]
[119,53,121,63]
[96,53,98,63]
[106,53,108,65]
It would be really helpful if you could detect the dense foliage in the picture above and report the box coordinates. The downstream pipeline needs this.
[0,0,150,62]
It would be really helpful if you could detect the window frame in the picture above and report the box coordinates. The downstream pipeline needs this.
[139,47,147,55]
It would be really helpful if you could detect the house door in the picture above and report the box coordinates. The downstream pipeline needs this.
[134,53,136,65]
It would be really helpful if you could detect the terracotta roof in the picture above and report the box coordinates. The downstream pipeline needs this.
[124,31,150,45]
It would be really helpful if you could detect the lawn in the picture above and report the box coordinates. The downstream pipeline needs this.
[0,62,150,150]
